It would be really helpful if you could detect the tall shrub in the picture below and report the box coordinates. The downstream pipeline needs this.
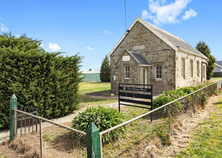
[196,41,216,80]
[100,55,110,82]
[0,33,82,128]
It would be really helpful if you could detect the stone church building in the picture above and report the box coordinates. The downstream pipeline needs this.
[109,17,208,94]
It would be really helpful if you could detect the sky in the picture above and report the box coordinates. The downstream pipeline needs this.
[0,0,221,70]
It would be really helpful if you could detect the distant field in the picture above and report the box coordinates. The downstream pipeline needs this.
[211,77,222,82]
[79,82,111,94]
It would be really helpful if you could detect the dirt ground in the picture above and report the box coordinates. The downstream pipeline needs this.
[139,94,222,158]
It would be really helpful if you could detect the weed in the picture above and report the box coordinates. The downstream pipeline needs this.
[177,98,222,157]
[43,134,51,141]
[153,125,168,145]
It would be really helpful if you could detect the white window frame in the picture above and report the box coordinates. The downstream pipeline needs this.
[155,64,162,80]
[124,65,130,79]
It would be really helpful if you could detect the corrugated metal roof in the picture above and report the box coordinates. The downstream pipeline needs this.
[142,20,207,59]
[109,16,208,60]
[216,61,222,67]
[80,69,100,74]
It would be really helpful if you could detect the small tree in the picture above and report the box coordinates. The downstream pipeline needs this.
[100,55,110,82]
[196,41,216,80]
[89,68,92,71]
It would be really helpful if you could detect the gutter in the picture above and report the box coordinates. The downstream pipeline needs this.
[215,63,222,68]
[178,47,208,60]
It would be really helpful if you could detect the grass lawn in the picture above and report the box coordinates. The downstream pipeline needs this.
[79,82,111,94]
[79,95,116,108]
[78,82,116,109]
[177,97,222,158]
[211,77,222,82]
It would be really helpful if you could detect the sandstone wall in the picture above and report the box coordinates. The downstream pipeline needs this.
[175,51,208,88]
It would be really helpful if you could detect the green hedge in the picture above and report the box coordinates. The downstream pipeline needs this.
[0,34,82,128]
[153,83,211,109]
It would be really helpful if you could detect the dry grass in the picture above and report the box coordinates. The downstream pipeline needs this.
[1,133,41,158]
[0,122,86,158]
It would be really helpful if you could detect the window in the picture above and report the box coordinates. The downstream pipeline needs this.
[181,58,185,79]
[203,65,206,79]
[190,60,193,77]
[124,65,130,79]
[156,65,162,79]
[197,61,200,77]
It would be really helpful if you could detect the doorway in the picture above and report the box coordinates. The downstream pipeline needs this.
[143,68,147,85]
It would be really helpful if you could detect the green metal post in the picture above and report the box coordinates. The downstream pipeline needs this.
[86,122,101,158]
[10,94,17,141]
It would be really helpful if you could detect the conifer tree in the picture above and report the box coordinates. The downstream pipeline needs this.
[196,41,216,80]
[0,33,82,128]
[100,55,110,82]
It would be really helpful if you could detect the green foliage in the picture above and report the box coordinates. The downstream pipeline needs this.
[196,41,216,80]
[72,106,126,143]
[154,125,168,144]
[89,68,92,71]
[43,134,52,141]
[0,33,83,128]
[153,84,211,115]
[100,55,110,82]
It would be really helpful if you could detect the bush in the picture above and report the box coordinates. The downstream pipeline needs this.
[0,33,83,128]
[72,106,126,143]
[153,83,214,116]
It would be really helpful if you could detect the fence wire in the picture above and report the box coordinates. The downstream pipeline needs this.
[14,109,86,158]
[100,81,220,158]
[6,80,222,158]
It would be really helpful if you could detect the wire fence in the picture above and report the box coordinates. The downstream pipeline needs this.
[13,109,86,158]
[6,79,222,158]
[100,80,222,157]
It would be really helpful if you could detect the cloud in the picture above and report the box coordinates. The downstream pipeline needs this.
[105,30,112,35]
[0,17,3,20]
[87,46,95,51]
[142,0,193,25]
[49,43,61,51]
[142,10,154,20]
[40,44,43,47]
[16,34,20,38]
[182,8,198,20]
[161,0,166,4]
[0,23,8,32]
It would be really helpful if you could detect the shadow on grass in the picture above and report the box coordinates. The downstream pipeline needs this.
[50,131,86,153]
[80,95,109,103]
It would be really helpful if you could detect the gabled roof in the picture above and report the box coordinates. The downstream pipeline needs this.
[216,61,222,67]
[131,52,150,66]
[215,63,222,68]
[116,50,151,67]
[109,17,208,60]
